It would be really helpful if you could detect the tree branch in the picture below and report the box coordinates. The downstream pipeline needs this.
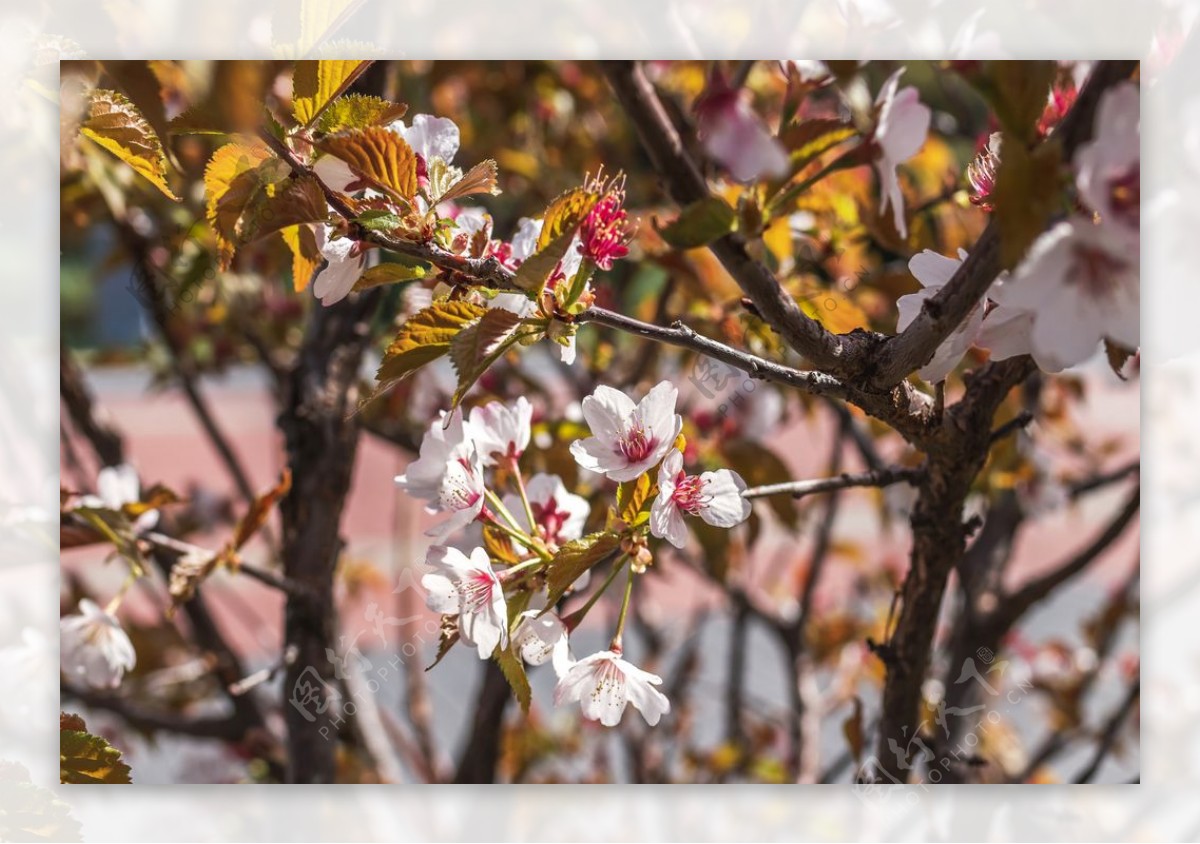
[869,60,1140,387]
[742,465,922,500]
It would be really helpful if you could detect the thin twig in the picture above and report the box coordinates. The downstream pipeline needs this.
[743,465,923,500]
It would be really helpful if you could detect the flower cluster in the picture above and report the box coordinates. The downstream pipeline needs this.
[900,80,1140,380]
[399,381,750,728]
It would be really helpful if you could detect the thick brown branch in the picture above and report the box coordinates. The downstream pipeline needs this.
[870,60,1140,387]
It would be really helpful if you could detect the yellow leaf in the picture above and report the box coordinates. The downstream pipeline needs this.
[316,93,408,134]
[203,141,272,269]
[60,715,132,784]
[80,89,179,200]
[318,127,419,203]
[281,224,321,292]
[435,159,500,205]
[292,60,371,127]
[376,300,487,386]
[537,186,600,251]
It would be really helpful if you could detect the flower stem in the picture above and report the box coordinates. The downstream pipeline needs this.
[508,456,538,534]
[563,554,627,629]
[610,563,636,652]
[104,572,137,615]
[483,491,553,562]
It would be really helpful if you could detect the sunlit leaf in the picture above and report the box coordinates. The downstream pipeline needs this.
[376,300,487,386]
[435,159,501,205]
[449,307,525,408]
[779,117,857,171]
[316,93,407,134]
[318,127,419,202]
[203,141,274,269]
[292,60,371,127]
[545,531,622,606]
[658,197,737,250]
[617,474,655,525]
[246,174,330,241]
[281,224,322,292]
[99,61,173,164]
[60,715,132,784]
[537,187,599,251]
[496,645,532,713]
[352,261,430,292]
[80,89,179,200]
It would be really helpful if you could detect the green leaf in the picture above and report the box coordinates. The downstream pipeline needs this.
[448,307,525,408]
[992,134,1064,270]
[658,197,737,250]
[292,60,372,127]
[375,300,487,386]
[496,645,532,714]
[972,61,1058,145]
[316,93,407,134]
[356,209,406,232]
[545,531,622,606]
[60,715,132,784]
[779,117,857,171]
[81,89,179,201]
[353,261,430,292]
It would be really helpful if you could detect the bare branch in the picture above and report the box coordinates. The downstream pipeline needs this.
[742,465,922,500]
[1073,677,1139,783]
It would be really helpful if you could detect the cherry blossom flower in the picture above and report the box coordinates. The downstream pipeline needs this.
[1074,81,1139,230]
[579,185,633,270]
[696,85,789,183]
[988,217,1138,371]
[312,225,365,307]
[503,473,589,550]
[469,396,532,466]
[873,68,931,239]
[392,113,460,174]
[60,599,136,689]
[788,60,832,83]
[513,609,571,675]
[421,546,507,659]
[554,649,670,727]
[895,249,985,382]
[395,410,486,541]
[570,381,682,483]
[80,463,158,533]
[650,449,751,549]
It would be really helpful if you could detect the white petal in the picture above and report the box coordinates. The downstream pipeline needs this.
[621,664,670,726]
[908,249,963,290]
[313,237,362,306]
[510,217,543,263]
[649,492,687,548]
[313,155,358,192]
[395,114,460,165]
[699,469,751,528]
[580,385,636,445]
[420,572,459,614]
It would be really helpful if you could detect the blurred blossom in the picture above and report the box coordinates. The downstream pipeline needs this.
[59,599,136,690]
[872,68,931,238]
[79,463,158,533]
[697,83,788,183]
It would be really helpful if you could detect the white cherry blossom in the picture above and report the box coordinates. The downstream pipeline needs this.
[469,396,532,466]
[554,650,670,727]
[513,610,571,676]
[570,381,682,483]
[80,463,158,533]
[60,599,136,689]
[312,225,364,307]
[392,113,460,168]
[873,68,931,239]
[895,249,984,382]
[989,217,1138,371]
[421,546,507,659]
[1074,81,1139,230]
[502,473,589,550]
[650,449,751,549]
[698,90,788,183]
[395,410,486,541]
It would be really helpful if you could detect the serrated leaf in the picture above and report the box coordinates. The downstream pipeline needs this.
[449,307,525,408]
[292,60,371,127]
[426,615,460,671]
[545,531,622,606]
[779,117,857,170]
[318,127,419,203]
[993,134,1064,270]
[353,261,429,292]
[658,197,737,250]
[81,89,179,201]
[376,300,487,386]
[281,224,321,292]
[537,187,600,251]
[100,61,174,165]
[356,208,405,232]
[617,474,655,524]
[60,718,132,784]
[316,93,407,134]
[496,646,532,713]
[435,159,501,205]
[513,228,577,293]
[204,141,274,269]
[246,174,330,242]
